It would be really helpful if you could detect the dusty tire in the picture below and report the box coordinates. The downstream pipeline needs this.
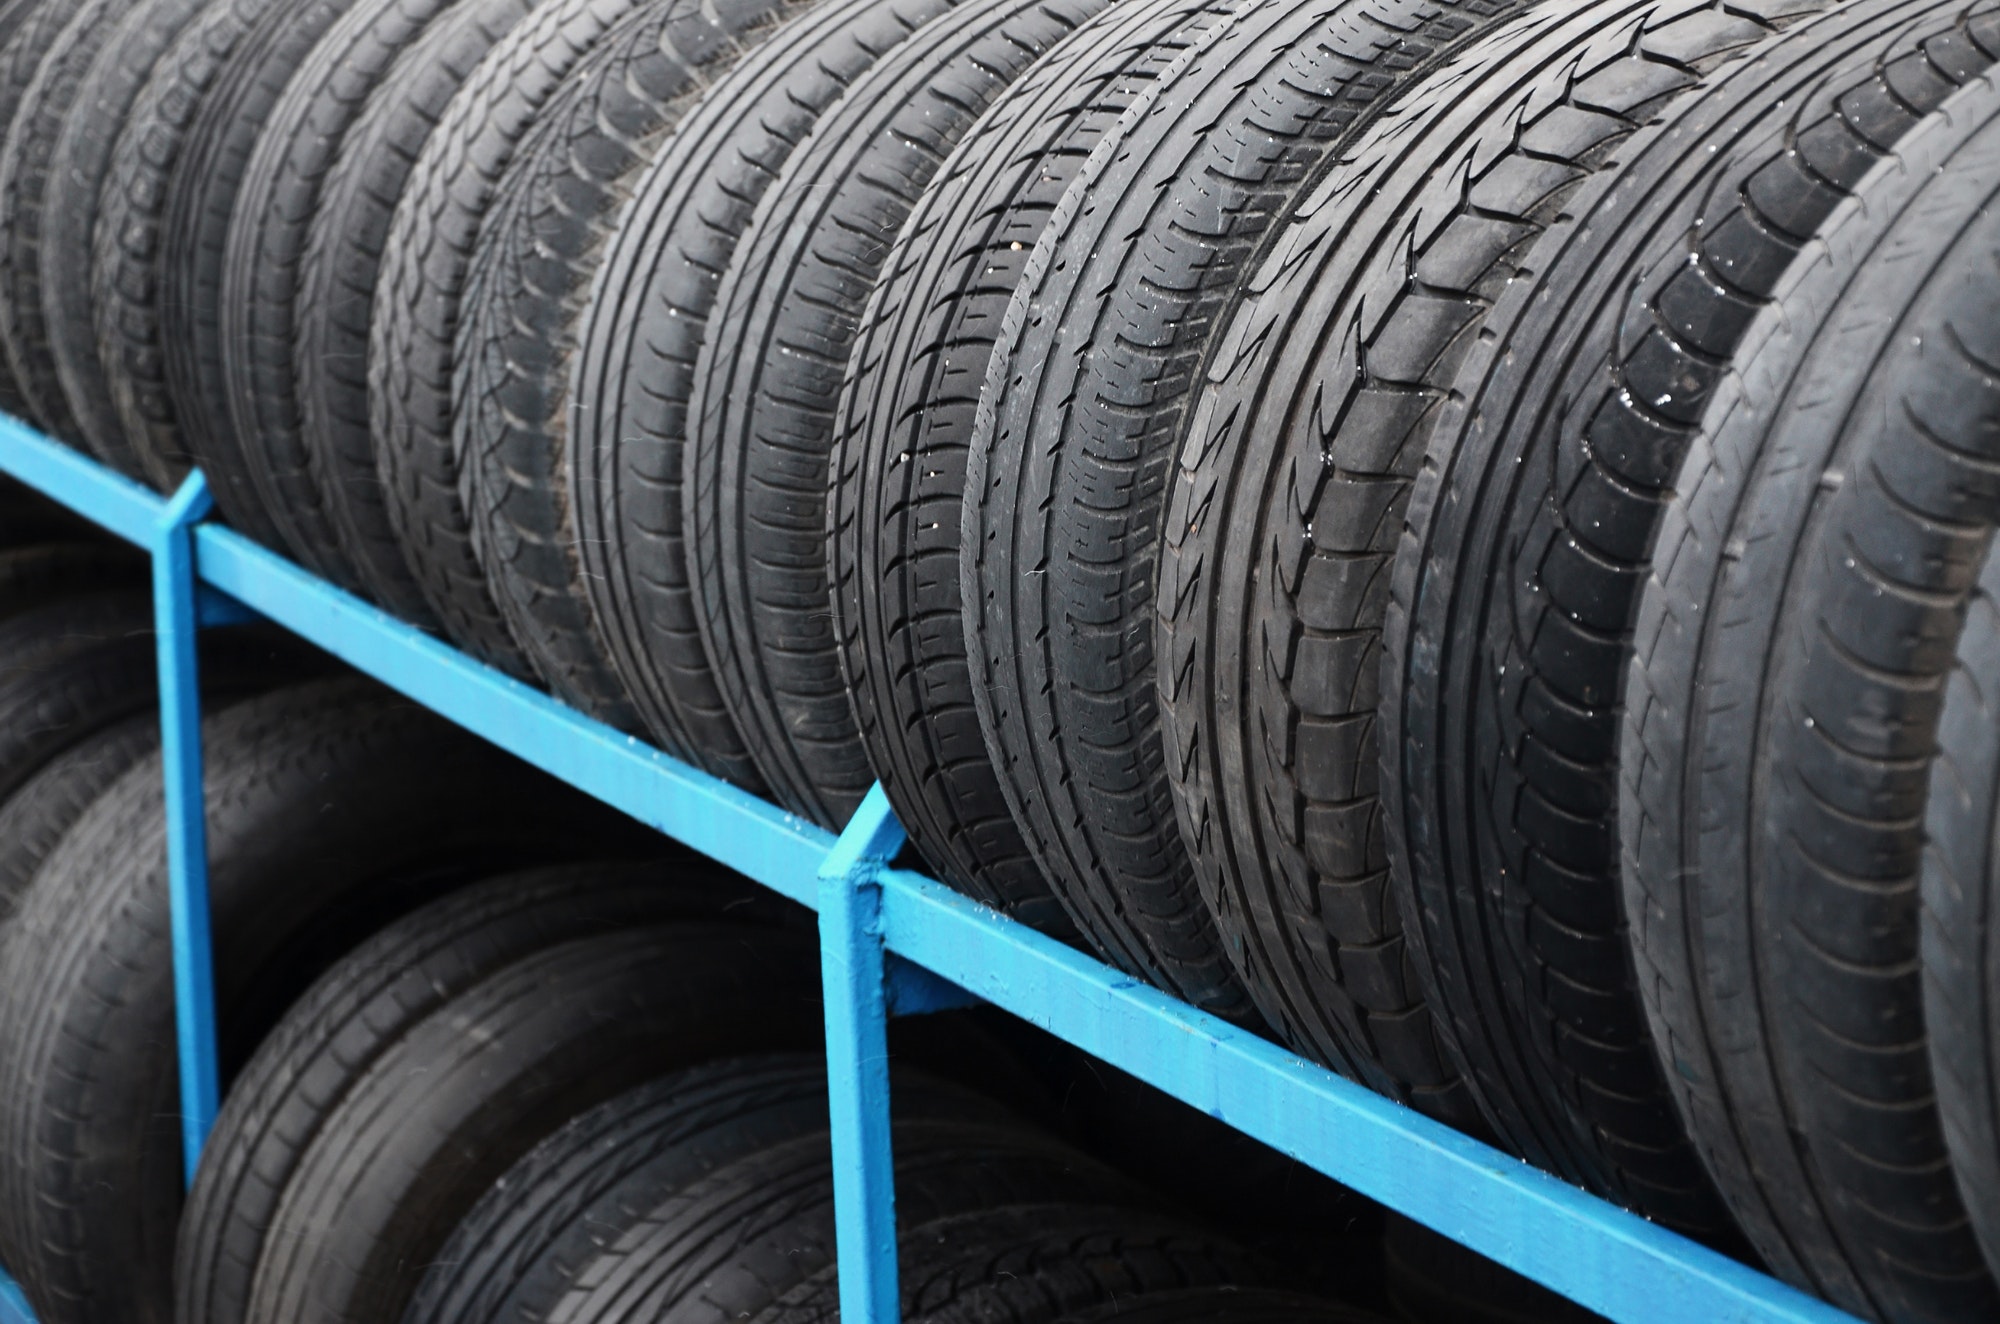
[216,0,465,592]
[0,0,77,425]
[1619,71,2000,1320]
[175,862,796,1324]
[291,0,548,615]
[40,0,208,474]
[828,0,1227,931]
[570,0,957,786]
[0,676,650,1323]
[456,0,803,726]
[0,0,143,442]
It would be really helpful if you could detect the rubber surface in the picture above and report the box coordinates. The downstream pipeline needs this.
[0,676,650,1323]
[219,0,467,594]
[40,0,209,474]
[829,0,1226,932]
[456,0,804,725]
[1619,72,2000,1321]
[0,716,154,925]
[91,0,301,490]
[0,0,72,424]
[969,0,1529,1029]
[406,1054,1018,1323]
[176,862,799,1324]
[570,0,959,787]
[1926,546,2000,1285]
[1381,1215,1605,1324]
[1368,0,2000,1231]
[1052,1288,1385,1324]
[0,0,142,442]
[241,924,823,1324]
[292,0,547,618]
[370,0,661,671]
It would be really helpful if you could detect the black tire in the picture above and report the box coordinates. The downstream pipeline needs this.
[215,0,466,588]
[966,0,1524,1029]
[0,592,320,806]
[0,715,154,925]
[1052,1288,1383,1324]
[1381,1215,1604,1324]
[0,539,141,612]
[753,1206,1276,1324]
[570,0,959,786]
[545,1119,1149,1322]
[178,866,803,1324]
[0,675,653,1323]
[689,0,1106,829]
[0,0,143,442]
[241,925,822,1324]
[405,1053,1019,1323]
[291,0,547,618]
[456,0,802,727]
[40,0,208,475]
[162,0,372,547]
[0,0,72,425]
[92,0,307,491]
[1926,549,2000,1284]
[369,0,663,672]
[1620,74,2000,1321]
[1364,0,2000,1234]
[828,0,1224,935]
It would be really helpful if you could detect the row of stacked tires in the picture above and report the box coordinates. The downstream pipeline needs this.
[0,0,1990,1313]
[0,511,1589,1323]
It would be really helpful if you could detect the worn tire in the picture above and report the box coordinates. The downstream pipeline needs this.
[570,0,957,785]
[967,0,1527,1027]
[370,0,664,671]
[40,0,208,474]
[1620,72,2000,1321]
[292,0,547,616]
[0,0,74,424]
[0,717,155,925]
[829,0,1224,931]
[0,676,651,1323]
[0,0,142,442]
[690,0,1108,828]
[1926,546,2000,1286]
[1366,1,1999,1234]
[457,0,803,726]
[217,0,466,592]
[192,887,806,1324]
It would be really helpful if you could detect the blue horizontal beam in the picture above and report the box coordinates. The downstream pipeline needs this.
[190,521,833,909]
[873,866,1857,1324]
[0,414,160,547]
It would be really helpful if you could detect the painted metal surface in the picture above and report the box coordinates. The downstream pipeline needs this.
[0,423,1864,1324]
[153,474,222,1184]
[0,1268,32,1324]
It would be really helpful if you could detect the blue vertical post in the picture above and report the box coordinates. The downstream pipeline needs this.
[0,1266,34,1324]
[153,472,219,1186]
[818,785,909,1324]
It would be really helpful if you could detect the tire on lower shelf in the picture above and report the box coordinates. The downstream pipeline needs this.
[1620,74,2000,1321]
[231,921,823,1324]
[751,1205,1281,1324]
[0,675,653,1324]
[0,716,154,924]
[406,1053,1020,1322]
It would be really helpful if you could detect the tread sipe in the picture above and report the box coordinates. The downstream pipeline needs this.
[686,0,1109,828]
[1620,68,2000,1320]
[1371,0,1999,1236]
[456,0,806,727]
[569,0,959,788]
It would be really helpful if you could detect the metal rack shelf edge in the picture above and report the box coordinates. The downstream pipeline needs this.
[0,417,1856,1324]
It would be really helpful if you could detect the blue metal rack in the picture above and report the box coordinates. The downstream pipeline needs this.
[0,416,1858,1324]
